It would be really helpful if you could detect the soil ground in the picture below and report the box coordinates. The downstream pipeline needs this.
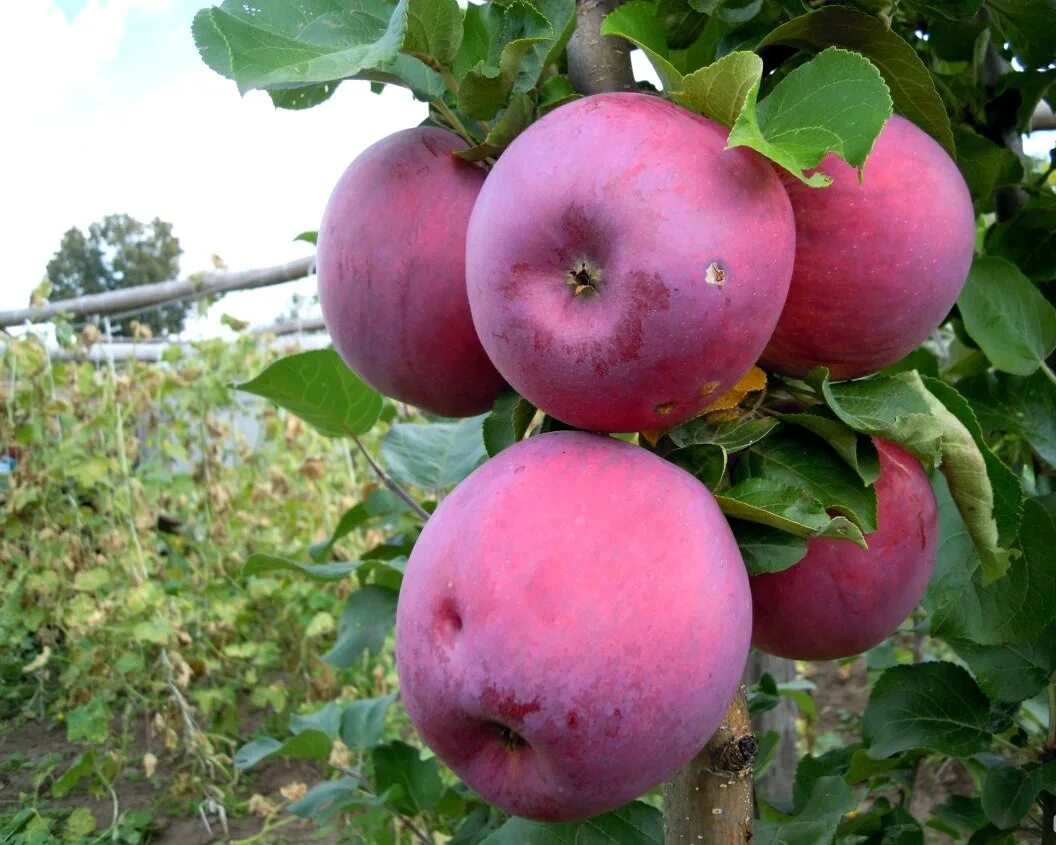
[0,719,335,844]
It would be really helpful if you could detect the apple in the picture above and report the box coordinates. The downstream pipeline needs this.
[465,92,795,433]
[317,127,506,417]
[395,431,752,820]
[761,114,975,380]
[750,439,939,661]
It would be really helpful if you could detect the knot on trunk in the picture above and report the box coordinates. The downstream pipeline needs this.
[715,732,758,775]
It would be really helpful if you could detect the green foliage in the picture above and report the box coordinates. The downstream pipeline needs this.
[727,47,893,186]
[44,213,184,336]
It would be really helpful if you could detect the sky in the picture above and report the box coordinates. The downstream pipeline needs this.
[1,2,1052,338]
[1,0,427,337]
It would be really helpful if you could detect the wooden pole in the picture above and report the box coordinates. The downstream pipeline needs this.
[1,255,315,328]
[663,688,756,844]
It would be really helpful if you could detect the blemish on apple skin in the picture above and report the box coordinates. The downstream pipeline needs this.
[655,401,677,416]
[705,261,727,288]
[699,381,720,399]
[481,686,542,723]
[565,711,580,729]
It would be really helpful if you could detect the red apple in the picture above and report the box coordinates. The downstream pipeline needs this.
[751,439,939,661]
[465,93,795,433]
[396,431,752,820]
[317,127,505,417]
[761,115,975,380]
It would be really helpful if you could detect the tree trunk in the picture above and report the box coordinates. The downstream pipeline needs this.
[663,688,756,844]
[565,0,636,95]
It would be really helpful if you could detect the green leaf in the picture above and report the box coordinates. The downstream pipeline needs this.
[236,348,382,438]
[381,415,487,489]
[665,416,779,453]
[986,198,1056,284]
[66,699,110,745]
[716,478,868,547]
[52,752,96,799]
[757,6,955,155]
[324,585,399,667]
[73,567,111,592]
[456,0,559,120]
[63,807,97,840]
[310,488,410,562]
[243,554,363,581]
[757,776,857,845]
[815,369,1018,582]
[289,777,377,823]
[234,730,333,770]
[728,47,892,187]
[372,741,444,814]
[270,82,340,109]
[291,701,343,739]
[455,93,535,162]
[863,662,992,759]
[921,377,1022,553]
[949,629,1056,702]
[405,0,463,66]
[193,0,410,93]
[927,492,1056,647]
[730,521,809,576]
[953,126,1025,207]
[981,765,1044,829]
[341,693,397,748]
[482,390,536,456]
[664,443,728,487]
[357,53,447,99]
[957,256,1056,376]
[958,370,1056,467]
[538,74,580,113]
[986,0,1056,69]
[777,410,880,485]
[736,428,878,533]
[481,800,663,843]
[600,1,684,90]
[674,50,762,126]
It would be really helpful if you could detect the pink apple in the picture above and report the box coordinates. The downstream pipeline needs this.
[396,431,752,820]
[465,93,795,433]
[751,439,939,661]
[317,127,505,417]
[761,115,975,380]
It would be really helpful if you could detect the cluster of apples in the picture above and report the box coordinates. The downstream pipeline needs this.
[316,92,973,821]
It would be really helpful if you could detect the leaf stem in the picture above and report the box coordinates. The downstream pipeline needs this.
[349,434,430,521]
[414,53,461,96]
[432,99,475,144]
[1040,362,1056,389]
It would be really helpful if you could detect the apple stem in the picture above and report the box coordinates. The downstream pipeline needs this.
[662,686,756,844]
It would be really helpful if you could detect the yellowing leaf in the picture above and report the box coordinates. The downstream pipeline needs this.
[704,367,767,413]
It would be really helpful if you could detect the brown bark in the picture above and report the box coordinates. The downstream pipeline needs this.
[663,687,756,844]
[565,0,636,95]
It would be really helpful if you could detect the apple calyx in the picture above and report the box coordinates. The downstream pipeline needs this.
[565,258,602,298]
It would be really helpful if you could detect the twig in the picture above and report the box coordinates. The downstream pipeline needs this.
[349,434,430,521]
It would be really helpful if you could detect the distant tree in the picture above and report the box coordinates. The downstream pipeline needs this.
[46,214,184,336]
